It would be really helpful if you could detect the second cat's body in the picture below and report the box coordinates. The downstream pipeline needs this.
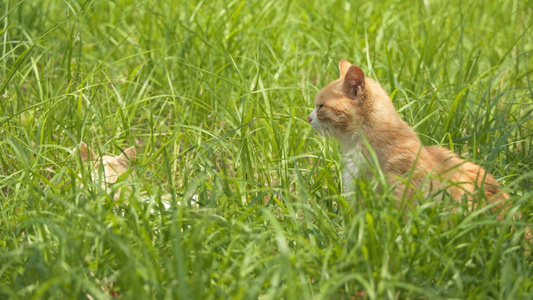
[77,143,197,209]
[308,60,508,205]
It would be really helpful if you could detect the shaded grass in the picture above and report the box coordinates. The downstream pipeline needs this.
[1,0,533,299]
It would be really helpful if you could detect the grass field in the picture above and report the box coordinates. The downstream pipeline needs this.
[1,0,533,299]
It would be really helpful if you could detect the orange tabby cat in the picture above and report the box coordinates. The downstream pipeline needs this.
[308,59,508,208]
[77,142,198,209]
[79,142,136,189]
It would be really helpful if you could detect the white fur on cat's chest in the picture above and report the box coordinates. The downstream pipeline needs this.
[341,145,364,189]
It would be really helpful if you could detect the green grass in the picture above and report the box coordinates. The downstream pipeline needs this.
[1,0,533,298]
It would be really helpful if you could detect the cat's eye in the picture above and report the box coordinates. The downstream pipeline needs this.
[317,105,324,111]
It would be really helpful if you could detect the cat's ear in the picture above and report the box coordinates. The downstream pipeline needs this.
[118,146,136,162]
[343,65,365,99]
[79,142,95,161]
[339,59,352,78]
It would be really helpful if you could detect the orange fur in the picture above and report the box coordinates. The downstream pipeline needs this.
[308,60,509,210]
[79,142,136,188]
[77,143,198,209]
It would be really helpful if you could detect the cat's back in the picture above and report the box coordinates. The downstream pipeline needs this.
[422,145,508,201]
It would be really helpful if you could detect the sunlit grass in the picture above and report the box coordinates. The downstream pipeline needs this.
[1,0,532,299]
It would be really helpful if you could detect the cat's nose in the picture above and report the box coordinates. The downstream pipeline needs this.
[307,115,312,123]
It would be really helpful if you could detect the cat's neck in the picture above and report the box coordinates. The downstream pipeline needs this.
[338,117,422,176]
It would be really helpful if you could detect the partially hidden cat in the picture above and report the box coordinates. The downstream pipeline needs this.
[79,142,136,189]
[307,59,509,209]
[77,142,197,209]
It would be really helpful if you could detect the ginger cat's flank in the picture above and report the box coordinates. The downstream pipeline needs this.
[307,59,509,208]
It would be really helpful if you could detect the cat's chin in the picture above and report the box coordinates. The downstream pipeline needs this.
[311,124,328,136]
[315,131,327,138]
[311,121,348,141]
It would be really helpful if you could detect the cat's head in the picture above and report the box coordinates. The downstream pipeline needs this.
[307,60,397,143]
[78,142,136,185]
